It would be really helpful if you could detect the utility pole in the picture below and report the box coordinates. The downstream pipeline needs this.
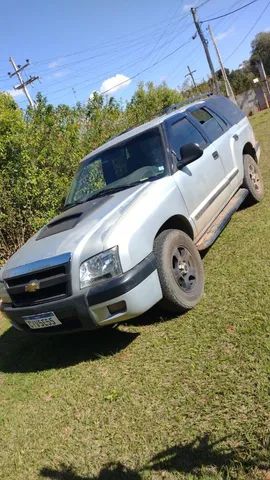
[191,7,219,94]
[207,24,236,103]
[8,57,39,108]
[185,66,197,90]
[256,59,270,106]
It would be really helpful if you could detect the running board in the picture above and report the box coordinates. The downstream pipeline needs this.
[196,188,249,251]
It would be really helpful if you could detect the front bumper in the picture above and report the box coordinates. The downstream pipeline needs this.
[2,253,162,334]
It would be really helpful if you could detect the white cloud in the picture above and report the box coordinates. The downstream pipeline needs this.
[99,74,131,94]
[48,59,63,69]
[51,70,69,78]
[183,3,193,12]
[215,27,234,41]
[5,89,24,98]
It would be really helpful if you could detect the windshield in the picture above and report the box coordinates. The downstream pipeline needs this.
[65,127,166,208]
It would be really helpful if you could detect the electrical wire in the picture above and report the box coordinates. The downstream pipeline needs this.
[225,0,270,61]
[201,0,260,23]
[197,0,212,9]
[31,13,187,69]
[38,22,194,95]
[46,38,194,101]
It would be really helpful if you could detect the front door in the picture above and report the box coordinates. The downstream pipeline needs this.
[165,114,227,236]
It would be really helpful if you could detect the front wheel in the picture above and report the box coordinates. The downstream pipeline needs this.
[242,154,264,203]
[154,229,204,314]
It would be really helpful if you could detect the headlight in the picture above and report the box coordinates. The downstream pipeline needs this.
[80,247,122,289]
[0,281,12,304]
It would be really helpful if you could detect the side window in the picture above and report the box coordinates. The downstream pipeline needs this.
[167,118,207,157]
[190,108,224,142]
[206,97,245,125]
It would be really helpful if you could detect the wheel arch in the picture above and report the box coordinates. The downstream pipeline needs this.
[243,142,258,162]
[155,215,194,241]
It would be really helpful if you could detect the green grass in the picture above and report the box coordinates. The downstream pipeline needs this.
[1,110,270,480]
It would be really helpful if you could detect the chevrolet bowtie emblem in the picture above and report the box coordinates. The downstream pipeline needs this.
[25,280,40,293]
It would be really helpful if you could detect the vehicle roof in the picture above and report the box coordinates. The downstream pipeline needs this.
[81,95,219,163]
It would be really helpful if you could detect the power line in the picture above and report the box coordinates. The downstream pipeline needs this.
[225,0,270,61]
[31,13,189,69]
[39,23,193,96]
[36,19,192,79]
[146,1,187,62]
[100,39,193,96]
[46,38,193,102]
[201,0,260,23]
[197,0,212,9]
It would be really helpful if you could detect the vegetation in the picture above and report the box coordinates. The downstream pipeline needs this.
[0,107,269,480]
[250,31,270,75]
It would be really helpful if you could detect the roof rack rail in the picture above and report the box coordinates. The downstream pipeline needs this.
[161,91,214,115]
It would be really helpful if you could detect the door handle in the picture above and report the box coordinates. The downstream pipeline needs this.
[212,151,219,160]
[233,134,239,141]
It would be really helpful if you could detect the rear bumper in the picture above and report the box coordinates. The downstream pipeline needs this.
[2,253,162,334]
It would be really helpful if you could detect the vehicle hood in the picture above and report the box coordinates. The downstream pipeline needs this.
[2,183,149,275]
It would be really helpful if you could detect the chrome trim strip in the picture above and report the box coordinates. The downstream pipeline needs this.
[195,169,239,221]
[3,253,72,280]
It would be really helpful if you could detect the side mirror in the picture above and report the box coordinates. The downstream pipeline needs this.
[178,143,203,168]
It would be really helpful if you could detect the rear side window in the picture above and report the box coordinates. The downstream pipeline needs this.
[167,118,207,157]
[206,97,245,125]
[190,108,224,142]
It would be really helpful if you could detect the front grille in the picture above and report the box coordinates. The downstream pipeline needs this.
[5,261,71,308]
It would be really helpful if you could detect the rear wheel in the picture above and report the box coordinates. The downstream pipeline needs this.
[154,229,204,314]
[242,154,264,203]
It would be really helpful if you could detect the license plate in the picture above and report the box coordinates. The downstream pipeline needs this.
[23,312,62,329]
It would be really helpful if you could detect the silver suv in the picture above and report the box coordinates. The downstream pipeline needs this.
[0,95,263,333]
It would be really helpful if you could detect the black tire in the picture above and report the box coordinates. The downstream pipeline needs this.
[154,229,204,314]
[242,154,264,203]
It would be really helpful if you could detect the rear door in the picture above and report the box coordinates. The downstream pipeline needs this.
[189,105,241,197]
[165,113,229,235]
[205,98,248,192]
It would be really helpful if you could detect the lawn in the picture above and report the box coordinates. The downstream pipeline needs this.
[0,110,270,480]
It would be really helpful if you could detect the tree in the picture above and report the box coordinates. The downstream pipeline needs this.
[250,31,270,75]
[227,68,254,95]
[126,82,184,124]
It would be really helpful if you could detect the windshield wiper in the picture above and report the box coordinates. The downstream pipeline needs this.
[84,182,143,201]
[64,183,140,210]
[64,175,163,210]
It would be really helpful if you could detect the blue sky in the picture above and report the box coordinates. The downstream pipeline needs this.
[1,0,269,108]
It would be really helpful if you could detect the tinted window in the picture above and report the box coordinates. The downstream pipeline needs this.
[206,97,245,125]
[190,108,224,141]
[167,118,207,157]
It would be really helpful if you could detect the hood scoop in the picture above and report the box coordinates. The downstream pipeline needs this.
[35,196,110,241]
[36,213,82,240]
